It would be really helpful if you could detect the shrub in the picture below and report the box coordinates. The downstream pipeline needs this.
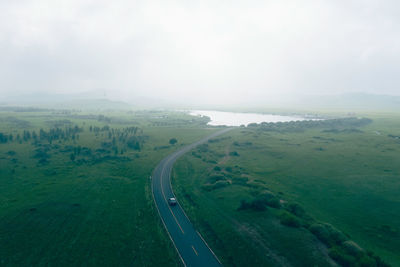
[213,166,221,171]
[238,200,252,210]
[33,148,50,159]
[197,144,208,152]
[202,181,230,191]
[229,151,239,156]
[38,158,49,165]
[169,138,177,145]
[279,211,301,228]
[366,251,391,267]
[309,223,348,247]
[232,176,249,186]
[310,223,332,245]
[191,151,201,158]
[208,175,226,183]
[260,191,281,208]
[266,197,281,209]
[286,202,306,217]
[358,255,377,267]
[6,150,16,156]
[251,198,268,211]
[252,191,281,208]
[237,198,268,212]
[342,240,363,258]
[329,247,357,267]
[237,191,282,212]
[213,181,229,190]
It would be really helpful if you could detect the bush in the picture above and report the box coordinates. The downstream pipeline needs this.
[251,198,268,211]
[279,211,301,228]
[6,150,16,156]
[38,158,49,165]
[197,144,208,152]
[266,197,281,209]
[286,202,306,217]
[202,181,230,191]
[213,181,230,190]
[208,175,226,183]
[169,138,177,145]
[229,151,239,156]
[342,240,363,258]
[358,255,377,267]
[329,247,357,267]
[231,176,249,186]
[260,191,281,209]
[309,223,348,247]
[33,148,50,159]
[237,191,282,212]
[191,151,201,158]
[238,200,267,211]
[237,198,268,212]
[238,200,252,210]
[213,166,221,171]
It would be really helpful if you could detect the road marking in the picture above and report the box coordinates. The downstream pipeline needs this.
[160,156,185,234]
[192,245,198,256]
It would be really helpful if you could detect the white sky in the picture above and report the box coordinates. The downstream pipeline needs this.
[1,0,399,104]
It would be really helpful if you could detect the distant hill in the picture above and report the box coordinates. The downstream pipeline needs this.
[287,93,400,111]
[2,91,399,112]
[1,92,132,110]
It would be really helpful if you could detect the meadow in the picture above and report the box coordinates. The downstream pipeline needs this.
[1,107,399,266]
[0,107,216,266]
[172,113,400,266]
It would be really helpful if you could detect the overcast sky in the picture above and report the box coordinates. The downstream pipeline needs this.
[1,0,399,105]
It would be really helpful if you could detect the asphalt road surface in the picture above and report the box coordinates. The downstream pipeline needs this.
[152,128,232,267]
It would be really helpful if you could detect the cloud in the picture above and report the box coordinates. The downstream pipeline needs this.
[1,0,399,105]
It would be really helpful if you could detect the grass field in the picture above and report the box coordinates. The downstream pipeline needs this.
[1,107,399,266]
[172,113,400,266]
[0,108,216,266]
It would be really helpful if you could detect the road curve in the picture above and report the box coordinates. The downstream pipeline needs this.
[152,128,232,267]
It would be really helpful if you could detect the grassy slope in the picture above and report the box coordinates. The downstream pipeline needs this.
[0,109,216,266]
[172,114,400,266]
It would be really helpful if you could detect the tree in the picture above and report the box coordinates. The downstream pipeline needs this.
[0,133,8,143]
[169,138,177,145]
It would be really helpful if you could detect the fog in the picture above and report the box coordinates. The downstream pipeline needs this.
[1,0,399,107]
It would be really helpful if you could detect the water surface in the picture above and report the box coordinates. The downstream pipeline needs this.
[190,110,310,126]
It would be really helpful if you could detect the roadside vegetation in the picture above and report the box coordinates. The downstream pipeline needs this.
[0,107,214,266]
[172,115,399,266]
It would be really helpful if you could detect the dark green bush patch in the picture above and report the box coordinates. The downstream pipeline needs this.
[229,151,239,156]
[286,202,306,218]
[309,223,348,247]
[279,211,301,228]
[213,166,221,171]
[202,180,230,191]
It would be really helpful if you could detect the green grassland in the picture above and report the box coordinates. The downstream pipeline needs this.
[0,108,216,266]
[2,107,399,266]
[172,114,400,266]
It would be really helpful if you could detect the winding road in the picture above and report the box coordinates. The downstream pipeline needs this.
[151,128,232,267]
